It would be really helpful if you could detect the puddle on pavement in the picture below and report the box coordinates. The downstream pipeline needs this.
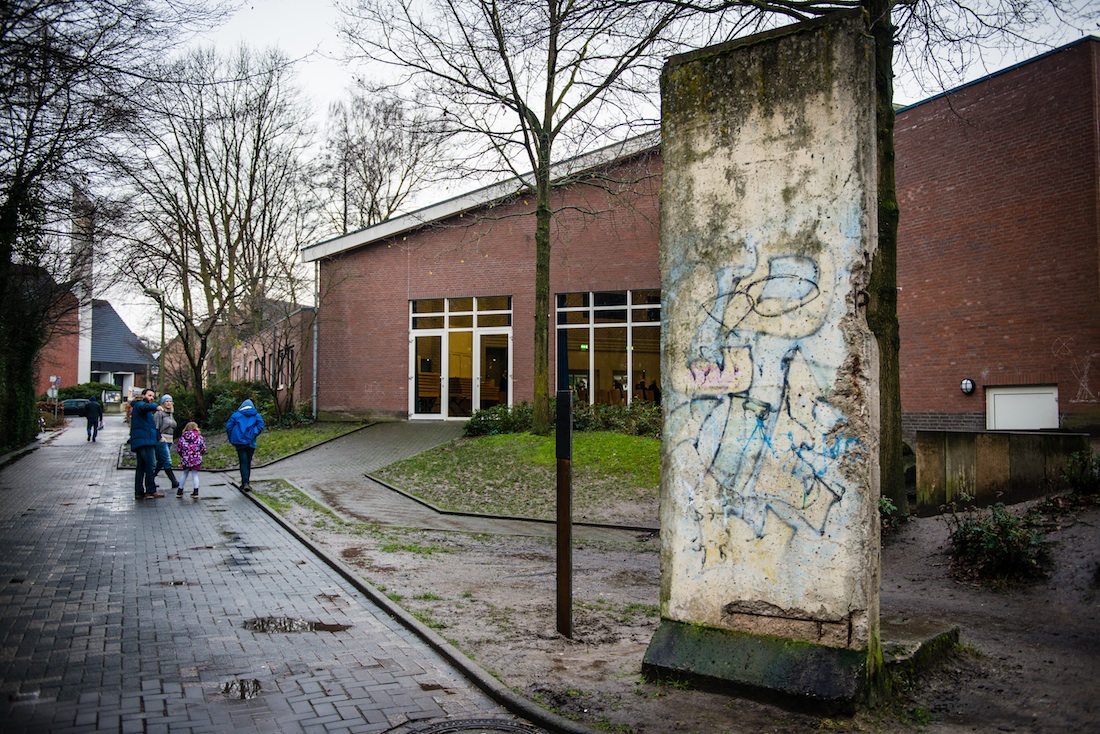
[405,719,545,734]
[158,580,190,586]
[243,616,352,633]
[221,679,262,699]
[8,691,40,703]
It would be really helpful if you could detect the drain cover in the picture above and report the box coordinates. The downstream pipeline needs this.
[403,719,544,734]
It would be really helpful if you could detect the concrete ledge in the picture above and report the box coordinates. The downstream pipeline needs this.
[881,616,960,678]
[642,619,868,710]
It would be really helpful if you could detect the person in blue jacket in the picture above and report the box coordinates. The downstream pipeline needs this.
[129,388,164,498]
[225,399,264,492]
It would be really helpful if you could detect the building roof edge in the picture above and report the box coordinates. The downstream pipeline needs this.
[896,35,1099,114]
[301,131,660,263]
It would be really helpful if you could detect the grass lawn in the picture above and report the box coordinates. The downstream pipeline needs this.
[373,431,660,523]
[120,422,365,470]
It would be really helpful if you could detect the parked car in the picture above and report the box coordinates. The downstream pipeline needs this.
[61,398,89,417]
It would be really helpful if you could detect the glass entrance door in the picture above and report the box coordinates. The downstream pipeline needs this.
[448,331,473,418]
[410,296,512,419]
[478,333,509,410]
[412,335,442,417]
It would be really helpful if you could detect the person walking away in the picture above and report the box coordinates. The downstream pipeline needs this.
[225,399,264,491]
[129,389,163,498]
[153,394,180,493]
[85,395,103,442]
[175,421,207,497]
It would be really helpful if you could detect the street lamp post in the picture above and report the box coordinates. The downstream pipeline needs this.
[144,288,165,391]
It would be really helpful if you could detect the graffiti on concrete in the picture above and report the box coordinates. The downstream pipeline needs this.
[667,232,862,547]
[1052,336,1098,404]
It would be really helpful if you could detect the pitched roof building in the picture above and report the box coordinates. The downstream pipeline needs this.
[302,38,1100,438]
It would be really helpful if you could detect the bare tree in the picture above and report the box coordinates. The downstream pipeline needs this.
[336,0,733,433]
[321,90,448,235]
[234,302,316,423]
[0,0,224,449]
[121,44,317,421]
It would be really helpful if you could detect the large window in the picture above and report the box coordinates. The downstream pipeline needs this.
[410,296,512,419]
[557,289,661,406]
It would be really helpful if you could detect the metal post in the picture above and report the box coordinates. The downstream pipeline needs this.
[556,388,573,638]
[159,302,165,389]
[144,287,166,391]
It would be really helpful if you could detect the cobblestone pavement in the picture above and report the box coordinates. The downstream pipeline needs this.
[0,419,539,733]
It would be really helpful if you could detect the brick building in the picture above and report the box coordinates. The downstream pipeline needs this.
[230,306,317,415]
[303,137,661,420]
[895,36,1100,438]
[36,299,151,399]
[303,39,1100,436]
[34,290,80,398]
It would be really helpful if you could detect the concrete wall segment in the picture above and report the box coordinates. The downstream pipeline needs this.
[658,14,879,648]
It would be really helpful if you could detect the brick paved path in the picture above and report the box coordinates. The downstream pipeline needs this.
[0,420,533,733]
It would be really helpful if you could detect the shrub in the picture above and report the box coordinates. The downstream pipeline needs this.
[946,503,1049,581]
[879,495,905,531]
[38,403,64,429]
[1063,451,1100,495]
[53,381,121,402]
[464,398,661,438]
[464,402,533,436]
[205,381,273,429]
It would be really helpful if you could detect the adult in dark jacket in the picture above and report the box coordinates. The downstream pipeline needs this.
[225,399,264,491]
[85,396,104,442]
[129,388,163,498]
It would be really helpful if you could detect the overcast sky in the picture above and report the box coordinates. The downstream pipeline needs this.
[199,0,354,122]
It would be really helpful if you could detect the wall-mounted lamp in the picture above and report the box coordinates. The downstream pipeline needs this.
[960,378,976,395]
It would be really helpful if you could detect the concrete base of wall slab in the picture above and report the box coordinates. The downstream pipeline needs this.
[643,617,961,712]
[642,619,868,711]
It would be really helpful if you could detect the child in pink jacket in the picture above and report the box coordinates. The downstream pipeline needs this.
[175,422,207,497]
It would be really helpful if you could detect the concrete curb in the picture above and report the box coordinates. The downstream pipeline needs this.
[237,477,603,734]
[365,472,660,535]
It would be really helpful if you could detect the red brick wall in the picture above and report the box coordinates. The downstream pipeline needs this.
[35,294,80,398]
[231,309,316,412]
[895,39,1100,429]
[316,152,661,417]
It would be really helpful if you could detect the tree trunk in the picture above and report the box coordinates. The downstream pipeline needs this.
[865,3,908,519]
[532,166,553,435]
[863,0,902,701]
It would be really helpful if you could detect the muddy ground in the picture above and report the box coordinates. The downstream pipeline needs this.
[261,482,1100,734]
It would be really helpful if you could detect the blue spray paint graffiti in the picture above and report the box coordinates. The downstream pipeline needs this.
[667,235,862,545]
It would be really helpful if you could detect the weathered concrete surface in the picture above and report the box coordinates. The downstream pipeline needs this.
[647,11,880,704]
